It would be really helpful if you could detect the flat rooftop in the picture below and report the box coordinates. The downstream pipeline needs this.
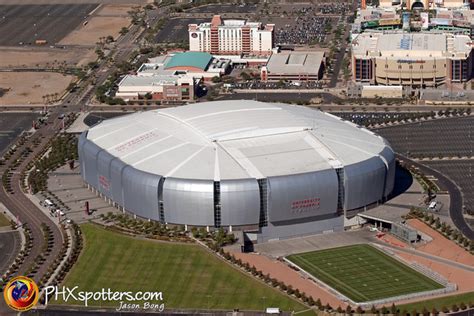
[266,51,325,75]
[119,75,179,87]
[352,32,472,58]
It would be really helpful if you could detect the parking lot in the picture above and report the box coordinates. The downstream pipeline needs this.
[334,112,431,127]
[0,230,20,276]
[155,17,207,43]
[423,160,474,218]
[268,15,337,46]
[185,3,257,13]
[0,112,38,155]
[218,91,339,104]
[0,4,98,46]
[375,116,474,158]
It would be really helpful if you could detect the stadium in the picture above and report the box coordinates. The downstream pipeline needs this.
[352,32,473,87]
[78,101,395,242]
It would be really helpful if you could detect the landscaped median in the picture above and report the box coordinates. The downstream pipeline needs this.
[51,223,309,313]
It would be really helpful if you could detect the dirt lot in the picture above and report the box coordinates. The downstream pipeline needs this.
[59,15,131,45]
[0,47,96,68]
[0,72,74,105]
[96,3,137,16]
[408,219,473,267]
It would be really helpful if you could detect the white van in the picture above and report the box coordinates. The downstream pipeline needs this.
[428,201,437,210]
[43,199,54,208]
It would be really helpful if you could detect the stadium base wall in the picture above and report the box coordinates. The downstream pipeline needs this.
[257,215,344,243]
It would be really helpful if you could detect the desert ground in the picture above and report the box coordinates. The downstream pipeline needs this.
[59,3,134,46]
[0,72,74,105]
[59,16,131,46]
[0,47,96,69]
[96,3,139,16]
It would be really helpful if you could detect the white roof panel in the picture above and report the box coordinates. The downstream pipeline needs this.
[86,101,391,180]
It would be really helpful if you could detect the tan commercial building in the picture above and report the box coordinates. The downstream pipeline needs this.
[189,15,274,56]
[352,32,473,87]
[261,51,325,82]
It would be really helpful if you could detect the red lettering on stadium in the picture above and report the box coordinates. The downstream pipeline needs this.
[99,175,110,190]
[290,198,320,213]
[115,131,159,153]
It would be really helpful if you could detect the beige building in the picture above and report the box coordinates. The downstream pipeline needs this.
[261,51,325,82]
[352,32,473,87]
[189,15,274,56]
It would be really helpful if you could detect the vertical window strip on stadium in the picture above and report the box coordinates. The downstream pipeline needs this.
[257,179,268,227]
[214,181,221,228]
[335,168,345,212]
[158,177,165,223]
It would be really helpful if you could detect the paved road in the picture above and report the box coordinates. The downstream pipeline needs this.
[328,4,356,88]
[396,154,474,241]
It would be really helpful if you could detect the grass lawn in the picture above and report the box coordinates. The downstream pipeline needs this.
[0,212,10,227]
[54,223,308,312]
[286,244,443,303]
[397,292,474,312]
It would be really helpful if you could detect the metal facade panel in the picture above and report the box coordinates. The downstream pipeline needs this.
[220,179,260,226]
[343,157,386,210]
[96,150,114,199]
[259,215,344,242]
[110,158,127,206]
[78,132,87,182]
[267,170,338,223]
[163,178,214,226]
[81,137,102,189]
[379,146,396,197]
[122,167,160,221]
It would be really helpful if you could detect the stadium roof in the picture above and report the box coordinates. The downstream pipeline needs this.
[86,101,390,180]
[164,52,213,70]
[352,32,472,58]
[265,51,325,75]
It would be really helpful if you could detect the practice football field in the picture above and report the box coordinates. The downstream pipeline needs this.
[286,244,444,303]
[54,224,307,312]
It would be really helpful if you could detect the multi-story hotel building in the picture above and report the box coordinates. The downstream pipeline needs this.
[188,15,274,56]
[352,32,473,87]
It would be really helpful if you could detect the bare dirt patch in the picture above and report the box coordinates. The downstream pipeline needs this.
[0,48,96,69]
[229,250,346,308]
[408,219,473,267]
[0,72,74,105]
[59,16,130,45]
[96,4,137,16]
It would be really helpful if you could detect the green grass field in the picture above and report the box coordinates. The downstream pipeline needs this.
[286,244,444,303]
[0,212,10,227]
[55,224,308,312]
[397,292,474,312]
